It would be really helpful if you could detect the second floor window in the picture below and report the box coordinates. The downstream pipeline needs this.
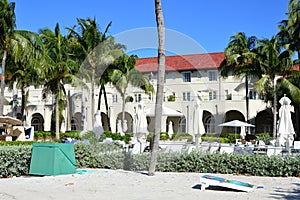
[112,94,118,103]
[208,71,217,81]
[182,72,191,82]
[134,94,142,102]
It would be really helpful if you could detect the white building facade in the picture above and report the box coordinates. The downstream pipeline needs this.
[2,52,277,136]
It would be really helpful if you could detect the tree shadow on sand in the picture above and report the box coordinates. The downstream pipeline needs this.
[269,183,300,200]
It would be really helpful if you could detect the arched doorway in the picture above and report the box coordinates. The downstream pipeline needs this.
[31,113,44,131]
[255,109,273,133]
[221,110,245,133]
[116,112,133,133]
[203,110,215,133]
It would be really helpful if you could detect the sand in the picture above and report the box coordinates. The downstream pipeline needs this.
[0,169,299,200]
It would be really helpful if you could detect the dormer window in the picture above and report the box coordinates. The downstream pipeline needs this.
[182,72,191,82]
[208,71,218,81]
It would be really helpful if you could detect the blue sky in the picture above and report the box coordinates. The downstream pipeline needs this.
[13,0,289,57]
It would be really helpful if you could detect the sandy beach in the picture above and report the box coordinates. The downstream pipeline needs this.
[0,169,299,200]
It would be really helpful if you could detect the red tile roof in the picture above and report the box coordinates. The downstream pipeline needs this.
[136,52,224,73]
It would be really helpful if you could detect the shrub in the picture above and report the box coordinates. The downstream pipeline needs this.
[2,142,300,178]
[171,132,193,142]
[0,145,32,177]
[60,131,80,140]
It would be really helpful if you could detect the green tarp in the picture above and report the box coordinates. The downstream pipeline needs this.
[29,143,77,176]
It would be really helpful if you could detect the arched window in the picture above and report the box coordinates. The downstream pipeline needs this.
[205,116,215,133]
[178,117,186,133]
[31,118,41,131]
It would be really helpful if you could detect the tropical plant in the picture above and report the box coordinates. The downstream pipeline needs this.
[277,0,300,136]
[254,36,300,139]
[40,23,83,140]
[219,32,262,126]
[67,18,122,129]
[149,0,166,176]
[110,54,154,132]
[0,0,15,115]
[278,0,300,61]
[6,31,45,123]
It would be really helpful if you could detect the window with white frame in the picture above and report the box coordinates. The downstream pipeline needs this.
[112,94,118,103]
[209,91,217,100]
[208,71,218,81]
[182,72,191,82]
[134,93,142,102]
[183,92,191,101]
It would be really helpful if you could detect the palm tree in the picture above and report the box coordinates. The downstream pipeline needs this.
[219,32,261,127]
[254,36,300,139]
[67,18,117,128]
[40,23,82,140]
[6,31,45,124]
[110,54,154,132]
[149,0,165,176]
[278,0,300,136]
[0,0,18,116]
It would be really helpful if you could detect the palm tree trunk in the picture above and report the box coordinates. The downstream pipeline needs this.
[97,85,103,110]
[0,50,7,116]
[55,93,60,140]
[81,84,87,130]
[273,78,278,140]
[102,85,111,131]
[66,91,71,131]
[149,0,165,176]
[12,79,17,118]
[245,75,250,132]
[91,67,95,128]
[21,86,26,123]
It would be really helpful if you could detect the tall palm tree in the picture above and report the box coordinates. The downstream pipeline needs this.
[149,0,165,176]
[110,54,154,132]
[40,23,82,140]
[254,36,300,139]
[278,0,300,136]
[219,32,261,126]
[67,18,118,128]
[0,0,21,116]
[6,31,45,124]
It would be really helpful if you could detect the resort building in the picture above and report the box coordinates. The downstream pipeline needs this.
[1,52,294,136]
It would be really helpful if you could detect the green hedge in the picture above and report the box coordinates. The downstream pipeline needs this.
[1,143,300,178]
[0,145,32,177]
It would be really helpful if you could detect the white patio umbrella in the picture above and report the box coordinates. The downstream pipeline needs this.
[132,101,148,153]
[168,121,174,138]
[277,95,295,148]
[218,120,255,139]
[192,99,205,146]
[146,105,183,117]
[134,101,149,136]
[93,110,104,139]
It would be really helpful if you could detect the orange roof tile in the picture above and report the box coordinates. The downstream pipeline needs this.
[136,52,224,73]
